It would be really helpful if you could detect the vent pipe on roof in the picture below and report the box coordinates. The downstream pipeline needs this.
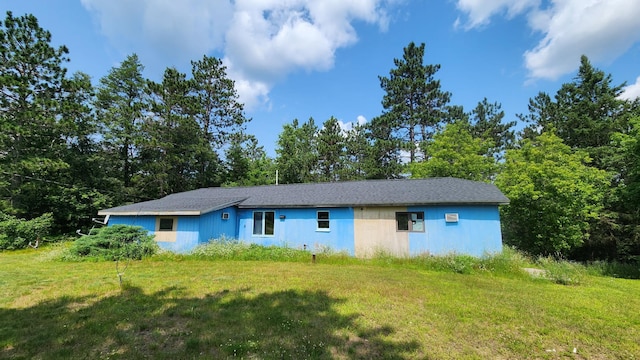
[276,169,279,185]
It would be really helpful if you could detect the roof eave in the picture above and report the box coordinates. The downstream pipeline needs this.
[98,210,202,216]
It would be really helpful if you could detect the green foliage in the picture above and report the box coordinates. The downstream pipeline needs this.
[535,257,587,285]
[584,260,640,279]
[275,118,319,183]
[496,132,610,257]
[409,121,497,181]
[67,225,157,260]
[0,212,53,250]
[190,238,314,262]
[468,98,516,159]
[377,42,451,163]
[317,117,345,182]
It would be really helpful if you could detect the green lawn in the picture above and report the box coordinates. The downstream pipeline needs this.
[1,247,639,359]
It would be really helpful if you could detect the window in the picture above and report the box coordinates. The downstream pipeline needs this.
[157,217,176,231]
[396,212,424,232]
[253,211,275,236]
[317,211,330,231]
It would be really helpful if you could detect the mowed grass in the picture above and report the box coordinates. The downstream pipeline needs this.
[1,246,640,359]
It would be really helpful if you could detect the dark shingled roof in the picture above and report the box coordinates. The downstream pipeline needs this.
[98,177,509,215]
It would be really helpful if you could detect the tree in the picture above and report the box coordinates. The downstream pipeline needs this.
[409,121,496,181]
[341,123,370,181]
[191,55,249,187]
[275,118,318,184]
[141,67,206,198]
[468,98,515,159]
[376,42,451,163]
[0,11,70,219]
[317,117,345,182]
[366,114,403,179]
[611,116,640,262]
[224,134,275,186]
[519,55,627,170]
[54,72,112,231]
[495,132,609,257]
[95,54,147,197]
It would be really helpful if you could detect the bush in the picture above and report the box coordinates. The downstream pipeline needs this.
[536,256,587,285]
[190,238,312,262]
[0,212,54,250]
[67,225,158,261]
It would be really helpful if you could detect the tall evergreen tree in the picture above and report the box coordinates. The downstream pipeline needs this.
[275,118,318,184]
[191,55,248,187]
[142,67,205,198]
[366,114,403,179]
[376,42,451,163]
[95,54,147,197]
[468,98,515,159]
[317,117,345,182]
[0,11,70,218]
[342,123,370,181]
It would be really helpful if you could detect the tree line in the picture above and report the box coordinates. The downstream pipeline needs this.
[1,12,639,263]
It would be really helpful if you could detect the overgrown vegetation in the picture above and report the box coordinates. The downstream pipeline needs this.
[0,212,53,250]
[2,246,639,359]
[1,11,640,265]
[65,225,158,261]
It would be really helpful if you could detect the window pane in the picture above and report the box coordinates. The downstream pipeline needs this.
[396,213,409,231]
[159,218,174,231]
[412,218,424,232]
[318,211,330,229]
[253,212,263,235]
[265,211,275,235]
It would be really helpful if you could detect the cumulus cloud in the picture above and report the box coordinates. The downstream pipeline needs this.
[620,76,640,101]
[81,0,233,65]
[454,0,539,29]
[81,0,392,110]
[337,115,368,132]
[454,0,640,81]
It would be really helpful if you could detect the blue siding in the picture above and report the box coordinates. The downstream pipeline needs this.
[108,204,502,257]
[408,205,503,257]
[199,207,238,243]
[108,215,198,253]
[108,215,155,232]
[237,208,355,254]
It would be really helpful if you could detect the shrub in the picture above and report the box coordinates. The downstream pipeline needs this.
[190,238,312,262]
[536,256,587,285]
[67,225,158,261]
[0,212,54,250]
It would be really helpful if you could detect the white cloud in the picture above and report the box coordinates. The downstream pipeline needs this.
[81,0,393,110]
[337,115,368,132]
[454,0,640,81]
[454,0,539,29]
[81,0,233,65]
[620,76,640,101]
[524,0,640,80]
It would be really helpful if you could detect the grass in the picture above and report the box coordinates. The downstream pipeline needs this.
[1,243,639,359]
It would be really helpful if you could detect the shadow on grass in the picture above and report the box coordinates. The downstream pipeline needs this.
[0,286,419,359]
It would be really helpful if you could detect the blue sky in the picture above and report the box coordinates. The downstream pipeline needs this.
[4,0,640,155]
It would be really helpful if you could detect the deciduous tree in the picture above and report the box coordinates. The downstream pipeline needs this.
[496,132,609,257]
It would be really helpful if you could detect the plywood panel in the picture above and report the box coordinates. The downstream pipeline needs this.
[354,207,408,258]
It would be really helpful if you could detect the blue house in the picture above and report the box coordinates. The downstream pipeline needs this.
[98,178,509,257]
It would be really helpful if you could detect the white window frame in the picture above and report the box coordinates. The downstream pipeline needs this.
[317,211,330,232]
[253,211,275,236]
